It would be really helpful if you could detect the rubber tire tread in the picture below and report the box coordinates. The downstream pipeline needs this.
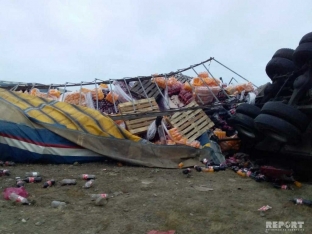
[293,42,312,67]
[254,114,301,144]
[261,102,310,132]
[228,113,256,138]
[236,103,261,118]
[299,32,312,45]
[272,48,295,60]
[266,57,297,80]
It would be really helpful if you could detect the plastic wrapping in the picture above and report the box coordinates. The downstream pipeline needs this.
[113,82,133,103]
[146,120,157,140]
[30,88,59,100]
[94,89,120,114]
[105,92,119,104]
[3,187,29,200]
[194,86,220,95]
[192,77,221,87]
[59,91,95,108]
[158,88,170,111]
[225,82,254,95]
[81,87,105,100]
[179,89,193,105]
[194,86,220,104]
[168,82,182,96]
[153,76,166,89]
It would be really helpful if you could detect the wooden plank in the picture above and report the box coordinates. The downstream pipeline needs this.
[121,107,158,114]
[118,98,156,107]
[128,119,154,129]
[120,103,157,112]
[127,117,155,125]
[168,102,214,141]
[130,79,162,99]
[118,97,160,135]
[171,108,202,126]
[170,101,197,119]
[129,126,150,135]
[177,113,206,131]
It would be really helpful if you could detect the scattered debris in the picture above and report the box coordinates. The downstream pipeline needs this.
[258,205,272,211]
[83,179,94,189]
[192,185,213,192]
[290,198,312,206]
[51,201,66,208]
[60,179,77,186]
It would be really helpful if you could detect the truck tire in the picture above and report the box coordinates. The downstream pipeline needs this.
[228,113,256,138]
[254,114,301,144]
[293,42,312,67]
[236,103,261,118]
[265,57,297,80]
[299,32,312,45]
[272,48,295,60]
[261,102,310,132]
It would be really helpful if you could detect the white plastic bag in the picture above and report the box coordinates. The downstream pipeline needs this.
[113,82,133,103]
[158,87,170,110]
[146,120,157,140]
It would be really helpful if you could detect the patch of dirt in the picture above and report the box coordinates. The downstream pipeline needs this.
[0,162,311,234]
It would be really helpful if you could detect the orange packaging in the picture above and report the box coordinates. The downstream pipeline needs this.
[214,130,226,139]
[105,92,119,104]
[183,83,193,92]
[100,83,108,89]
[198,72,209,78]
[49,89,61,98]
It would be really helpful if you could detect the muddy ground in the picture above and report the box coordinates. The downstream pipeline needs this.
[0,162,311,234]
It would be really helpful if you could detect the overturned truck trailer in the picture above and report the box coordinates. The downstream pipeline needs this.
[0,58,255,167]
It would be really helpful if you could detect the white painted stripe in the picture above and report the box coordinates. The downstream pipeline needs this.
[0,136,103,157]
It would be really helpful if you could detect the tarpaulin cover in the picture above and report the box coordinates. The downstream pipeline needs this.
[0,88,224,168]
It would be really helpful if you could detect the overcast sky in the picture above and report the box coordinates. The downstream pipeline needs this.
[0,0,311,87]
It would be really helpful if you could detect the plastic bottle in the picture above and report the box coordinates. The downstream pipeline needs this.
[290,198,312,206]
[91,193,109,201]
[80,174,96,180]
[16,177,25,187]
[0,169,10,176]
[51,201,66,208]
[250,173,267,182]
[83,179,94,189]
[294,181,302,188]
[194,165,202,172]
[202,166,225,172]
[43,179,55,188]
[25,172,40,177]
[9,193,30,205]
[23,177,42,183]
[182,168,191,175]
[273,184,293,190]
[231,166,240,173]
[0,161,15,166]
[215,165,226,171]
[95,194,109,206]
[60,179,77,186]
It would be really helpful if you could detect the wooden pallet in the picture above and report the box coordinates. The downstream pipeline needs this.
[175,74,192,83]
[168,101,214,141]
[118,98,160,135]
[130,79,161,100]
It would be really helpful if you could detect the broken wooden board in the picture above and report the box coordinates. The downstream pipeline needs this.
[118,98,160,135]
[168,101,214,141]
[130,79,162,100]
